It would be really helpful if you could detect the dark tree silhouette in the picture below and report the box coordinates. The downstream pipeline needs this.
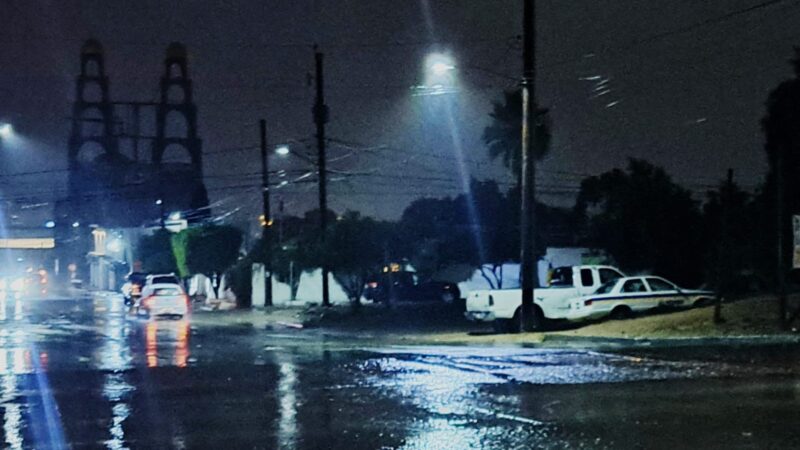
[482,89,551,179]
[136,229,178,274]
[575,159,704,286]
[762,47,800,277]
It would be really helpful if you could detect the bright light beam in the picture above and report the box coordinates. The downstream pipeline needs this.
[0,123,12,139]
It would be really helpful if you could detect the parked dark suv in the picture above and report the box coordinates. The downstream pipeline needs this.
[363,271,460,304]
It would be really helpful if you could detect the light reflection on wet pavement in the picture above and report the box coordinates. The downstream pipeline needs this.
[1,296,800,449]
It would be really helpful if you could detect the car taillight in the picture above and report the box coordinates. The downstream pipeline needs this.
[367,282,378,289]
[488,295,494,306]
[584,299,593,306]
[184,295,191,307]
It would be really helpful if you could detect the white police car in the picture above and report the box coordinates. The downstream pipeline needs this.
[567,276,715,321]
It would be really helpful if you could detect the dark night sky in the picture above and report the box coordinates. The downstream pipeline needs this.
[1,0,799,228]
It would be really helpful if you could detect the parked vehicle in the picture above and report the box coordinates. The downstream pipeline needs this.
[146,273,181,286]
[137,283,190,318]
[363,271,460,304]
[465,265,625,332]
[567,276,715,321]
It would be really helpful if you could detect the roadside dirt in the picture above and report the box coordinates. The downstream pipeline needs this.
[551,294,800,339]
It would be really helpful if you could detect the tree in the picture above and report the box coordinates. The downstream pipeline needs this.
[702,178,757,294]
[396,197,462,281]
[575,159,704,286]
[458,180,517,289]
[250,214,318,301]
[316,211,390,306]
[136,229,178,274]
[396,180,521,289]
[172,225,243,296]
[762,47,800,284]
[483,89,551,179]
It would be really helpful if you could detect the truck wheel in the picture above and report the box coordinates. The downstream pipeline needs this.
[493,319,513,334]
[510,306,546,333]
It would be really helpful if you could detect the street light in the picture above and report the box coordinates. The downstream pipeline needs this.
[0,123,12,139]
[276,145,290,156]
[411,52,458,97]
[106,238,123,253]
[430,60,455,76]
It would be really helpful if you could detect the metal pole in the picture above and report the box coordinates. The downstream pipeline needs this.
[260,119,273,307]
[519,0,538,331]
[777,148,787,328]
[313,47,331,307]
[714,169,733,324]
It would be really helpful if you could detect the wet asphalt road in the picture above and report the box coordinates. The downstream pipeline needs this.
[1,295,800,449]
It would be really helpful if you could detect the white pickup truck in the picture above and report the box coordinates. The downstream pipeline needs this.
[465,265,625,332]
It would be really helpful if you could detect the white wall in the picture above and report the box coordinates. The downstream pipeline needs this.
[269,268,351,306]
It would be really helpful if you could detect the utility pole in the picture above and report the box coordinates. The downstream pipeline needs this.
[714,168,733,324]
[777,148,787,328]
[519,0,538,331]
[313,47,331,307]
[260,119,273,307]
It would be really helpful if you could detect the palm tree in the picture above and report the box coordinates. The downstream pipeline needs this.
[482,90,551,183]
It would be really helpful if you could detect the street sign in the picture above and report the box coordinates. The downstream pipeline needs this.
[793,216,800,269]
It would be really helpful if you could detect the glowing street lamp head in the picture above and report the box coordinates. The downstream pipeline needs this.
[107,238,123,253]
[430,61,454,76]
[411,52,459,96]
[426,53,455,76]
[0,123,12,139]
[276,145,290,156]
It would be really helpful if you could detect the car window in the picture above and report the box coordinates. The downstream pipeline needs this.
[153,287,182,296]
[594,280,618,294]
[599,268,624,284]
[580,269,594,287]
[621,279,648,293]
[549,267,574,287]
[646,278,677,292]
[151,276,179,285]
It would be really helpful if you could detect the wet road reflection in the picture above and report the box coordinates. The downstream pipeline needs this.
[1,296,800,449]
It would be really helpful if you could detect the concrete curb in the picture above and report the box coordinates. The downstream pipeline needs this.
[541,333,800,348]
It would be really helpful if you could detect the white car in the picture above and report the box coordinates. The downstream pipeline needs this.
[567,276,715,321]
[138,283,190,318]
